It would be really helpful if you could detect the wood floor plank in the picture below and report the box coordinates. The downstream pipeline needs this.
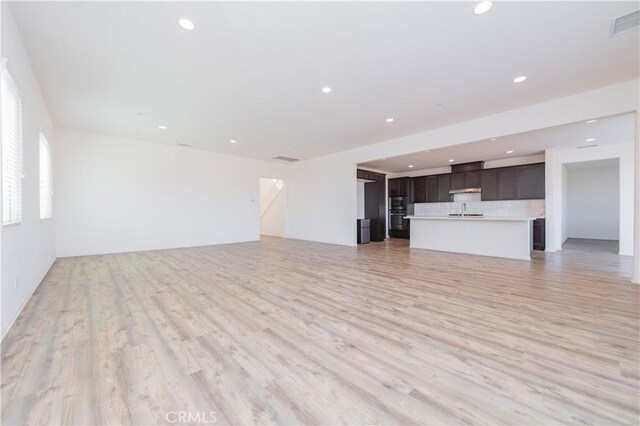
[1,237,638,425]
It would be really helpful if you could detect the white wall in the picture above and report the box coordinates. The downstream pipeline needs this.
[1,7,56,338]
[634,110,639,284]
[566,165,619,240]
[547,143,634,255]
[287,80,639,248]
[561,164,568,244]
[259,178,286,237]
[54,128,288,256]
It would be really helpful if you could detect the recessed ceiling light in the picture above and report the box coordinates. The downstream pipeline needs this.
[321,87,332,93]
[474,1,493,15]
[506,150,514,154]
[386,118,394,123]
[178,18,196,31]
[229,140,237,144]
[491,138,497,141]
[158,125,167,130]
[408,165,414,168]
[513,76,527,83]
[382,158,387,160]
[585,138,595,142]
[449,159,455,162]
[586,119,597,123]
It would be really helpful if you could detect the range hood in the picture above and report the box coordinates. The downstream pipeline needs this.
[449,187,482,194]
[448,161,484,194]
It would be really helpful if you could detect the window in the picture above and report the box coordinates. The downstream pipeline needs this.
[39,133,53,219]
[1,67,23,225]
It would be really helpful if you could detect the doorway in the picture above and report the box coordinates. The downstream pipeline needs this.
[562,159,620,253]
[259,177,286,238]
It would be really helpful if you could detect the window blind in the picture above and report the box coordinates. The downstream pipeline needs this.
[39,133,52,219]
[1,67,23,225]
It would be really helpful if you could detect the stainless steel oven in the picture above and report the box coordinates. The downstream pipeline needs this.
[389,197,407,210]
[389,197,408,231]
[389,211,407,230]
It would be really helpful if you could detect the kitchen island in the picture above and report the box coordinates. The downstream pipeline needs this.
[406,216,537,260]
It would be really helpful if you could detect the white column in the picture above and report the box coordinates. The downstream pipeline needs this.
[634,110,639,284]
[544,149,557,252]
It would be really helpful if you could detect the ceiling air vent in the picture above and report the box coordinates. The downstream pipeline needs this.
[611,9,639,36]
[273,156,299,162]
[177,143,191,147]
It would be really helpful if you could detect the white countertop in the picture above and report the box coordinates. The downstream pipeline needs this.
[405,215,538,222]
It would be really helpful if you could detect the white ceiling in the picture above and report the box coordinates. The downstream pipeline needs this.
[359,113,635,173]
[7,1,639,161]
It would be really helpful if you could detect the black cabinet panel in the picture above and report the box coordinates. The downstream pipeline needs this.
[365,181,386,242]
[437,174,451,202]
[412,176,427,203]
[481,169,498,201]
[498,168,516,200]
[533,218,546,251]
[451,173,466,190]
[516,164,545,200]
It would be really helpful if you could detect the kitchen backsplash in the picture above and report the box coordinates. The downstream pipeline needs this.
[414,195,545,218]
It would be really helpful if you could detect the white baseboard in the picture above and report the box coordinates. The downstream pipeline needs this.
[1,258,55,342]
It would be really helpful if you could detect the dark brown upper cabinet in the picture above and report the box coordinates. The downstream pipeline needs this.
[398,162,544,204]
[425,176,438,202]
[388,177,411,198]
[437,174,452,202]
[412,176,427,203]
[516,163,545,200]
[357,169,383,181]
[498,168,517,200]
[481,169,498,201]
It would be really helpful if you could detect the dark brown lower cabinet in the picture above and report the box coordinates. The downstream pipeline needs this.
[533,219,545,251]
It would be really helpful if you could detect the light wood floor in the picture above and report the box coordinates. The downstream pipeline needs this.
[2,238,638,425]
